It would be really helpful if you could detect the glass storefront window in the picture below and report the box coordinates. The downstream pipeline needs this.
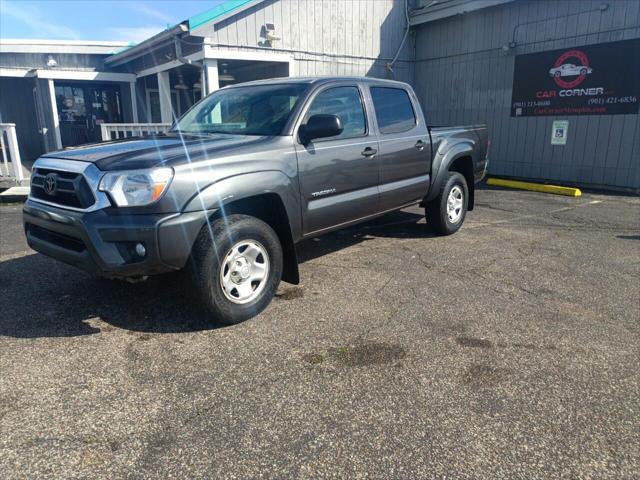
[54,82,123,146]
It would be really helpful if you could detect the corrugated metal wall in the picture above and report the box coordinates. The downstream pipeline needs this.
[413,0,640,190]
[200,0,415,83]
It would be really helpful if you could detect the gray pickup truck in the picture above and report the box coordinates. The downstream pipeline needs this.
[24,77,488,324]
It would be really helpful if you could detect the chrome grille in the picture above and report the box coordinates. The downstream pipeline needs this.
[30,167,95,209]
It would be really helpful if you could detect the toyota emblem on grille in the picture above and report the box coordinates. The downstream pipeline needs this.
[43,173,57,196]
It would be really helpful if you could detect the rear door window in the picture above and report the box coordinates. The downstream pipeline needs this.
[370,87,416,134]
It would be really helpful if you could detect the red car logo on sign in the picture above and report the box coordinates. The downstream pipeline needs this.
[548,50,592,88]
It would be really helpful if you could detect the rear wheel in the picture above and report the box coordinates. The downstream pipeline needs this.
[425,172,469,235]
[190,214,283,325]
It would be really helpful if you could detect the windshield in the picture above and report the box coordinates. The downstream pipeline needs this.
[172,83,308,136]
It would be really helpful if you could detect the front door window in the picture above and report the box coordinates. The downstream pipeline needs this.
[303,86,367,140]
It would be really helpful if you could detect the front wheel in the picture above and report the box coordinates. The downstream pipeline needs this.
[189,214,283,325]
[425,172,469,235]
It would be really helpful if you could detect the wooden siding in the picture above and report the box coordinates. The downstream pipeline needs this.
[0,52,108,70]
[0,77,44,163]
[413,0,640,190]
[199,0,414,83]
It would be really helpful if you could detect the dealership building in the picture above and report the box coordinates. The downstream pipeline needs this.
[1,0,638,191]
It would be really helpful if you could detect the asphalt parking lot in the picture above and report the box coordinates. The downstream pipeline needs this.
[1,187,639,479]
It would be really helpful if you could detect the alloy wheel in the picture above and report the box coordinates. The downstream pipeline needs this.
[220,240,270,304]
[446,185,464,223]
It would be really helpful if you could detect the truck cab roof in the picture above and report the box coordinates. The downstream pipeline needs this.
[223,76,412,89]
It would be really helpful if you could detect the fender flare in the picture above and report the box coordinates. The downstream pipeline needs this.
[183,171,300,234]
[426,140,475,203]
[183,170,302,284]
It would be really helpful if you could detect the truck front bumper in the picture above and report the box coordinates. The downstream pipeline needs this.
[23,199,213,278]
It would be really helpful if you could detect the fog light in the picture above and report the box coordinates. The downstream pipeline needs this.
[135,243,146,257]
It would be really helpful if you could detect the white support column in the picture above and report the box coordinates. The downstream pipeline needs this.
[157,71,173,124]
[129,81,139,123]
[0,132,8,176]
[47,79,62,150]
[288,57,296,77]
[202,59,219,97]
[200,68,206,100]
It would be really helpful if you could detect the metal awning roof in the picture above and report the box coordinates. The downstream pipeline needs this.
[188,0,262,31]
[0,39,131,55]
[104,23,188,67]
[410,0,515,26]
[105,0,265,67]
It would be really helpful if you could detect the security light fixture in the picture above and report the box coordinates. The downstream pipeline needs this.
[265,23,280,42]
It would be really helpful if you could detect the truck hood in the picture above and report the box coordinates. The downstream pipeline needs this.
[42,133,273,171]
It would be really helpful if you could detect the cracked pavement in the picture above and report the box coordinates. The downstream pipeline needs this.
[1,187,639,478]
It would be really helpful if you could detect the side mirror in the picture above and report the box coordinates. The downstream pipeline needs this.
[300,114,343,143]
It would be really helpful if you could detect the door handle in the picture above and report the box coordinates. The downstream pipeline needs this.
[361,147,377,157]
[415,140,426,151]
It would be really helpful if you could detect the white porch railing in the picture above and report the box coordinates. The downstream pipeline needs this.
[0,123,24,183]
[100,123,171,141]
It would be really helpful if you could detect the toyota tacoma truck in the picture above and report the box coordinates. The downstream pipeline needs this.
[24,77,489,324]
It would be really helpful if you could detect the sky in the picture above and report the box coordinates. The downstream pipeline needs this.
[0,0,225,42]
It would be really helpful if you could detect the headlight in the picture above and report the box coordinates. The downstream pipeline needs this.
[99,167,173,207]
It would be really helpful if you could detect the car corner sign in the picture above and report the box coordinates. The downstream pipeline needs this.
[511,39,640,117]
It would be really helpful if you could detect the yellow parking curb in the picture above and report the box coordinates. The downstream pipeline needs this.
[487,178,582,197]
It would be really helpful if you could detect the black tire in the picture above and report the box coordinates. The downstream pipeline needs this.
[189,214,283,325]
[425,172,469,235]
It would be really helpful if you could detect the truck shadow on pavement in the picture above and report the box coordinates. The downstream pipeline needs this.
[0,210,430,338]
[0,254,217,338]
[297,210,432,263]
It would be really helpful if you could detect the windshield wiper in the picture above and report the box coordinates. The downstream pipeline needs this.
[200,130,238,135]
[167,131,217,138]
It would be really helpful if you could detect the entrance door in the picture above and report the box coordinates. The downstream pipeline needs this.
[86,85,122,142]
[147,90,160,123]
[146,89,180,123]
[55,83,123,146]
